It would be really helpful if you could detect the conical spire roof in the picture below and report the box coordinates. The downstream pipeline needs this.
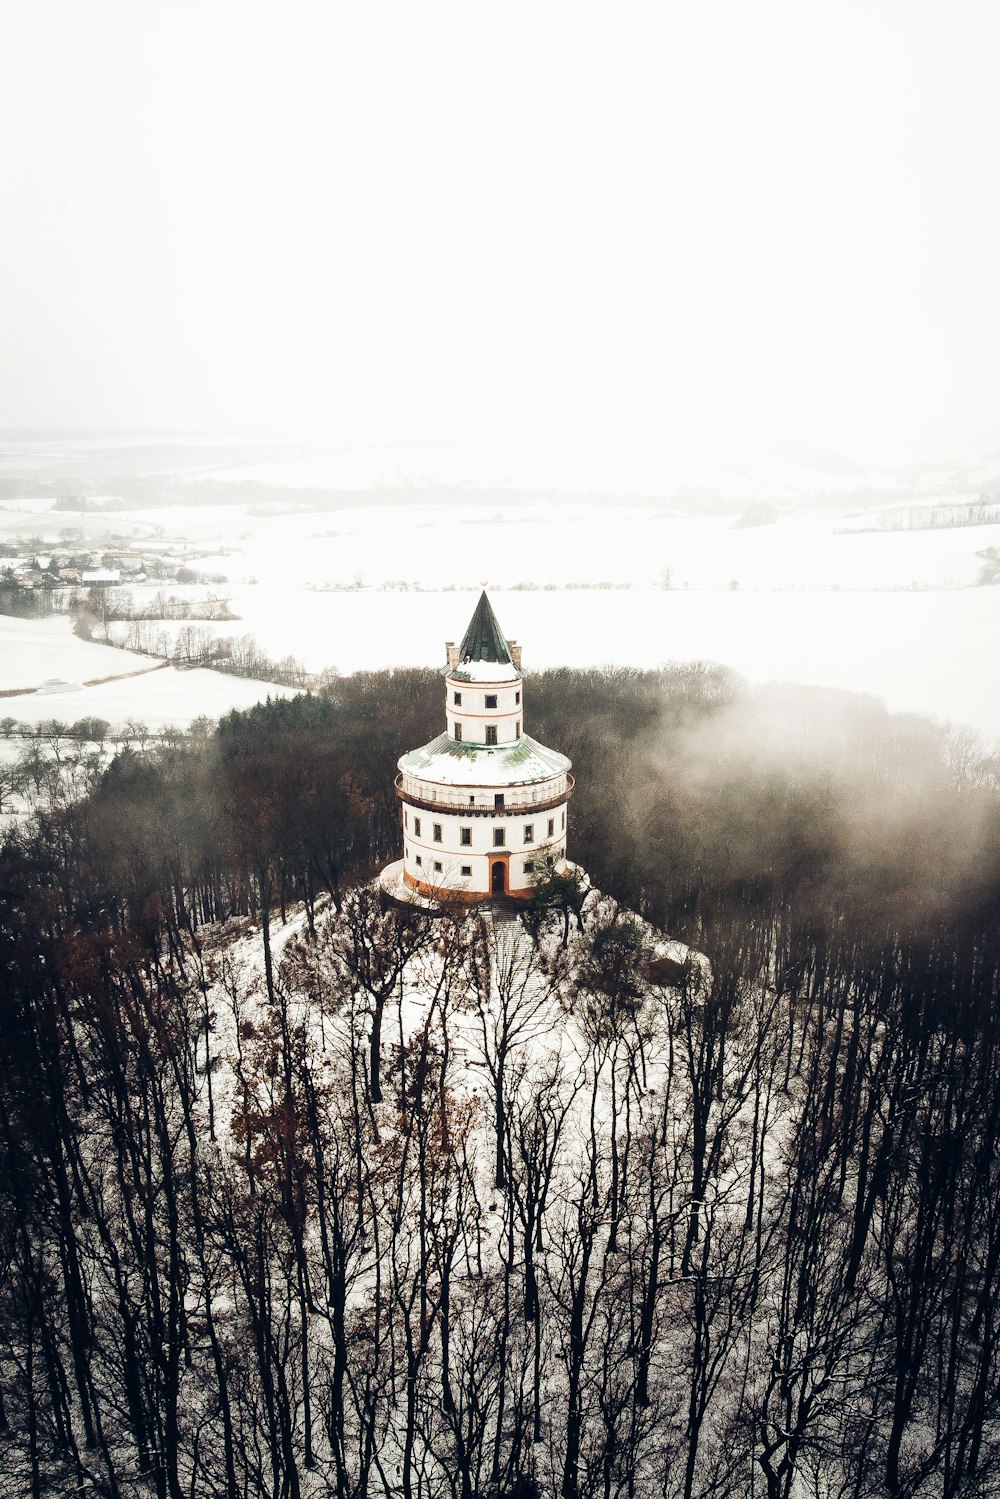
[458,590,511,665]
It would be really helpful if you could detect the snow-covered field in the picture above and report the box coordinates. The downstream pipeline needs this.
[0,499,160,543]
[3,480,999,741]
[107,582,1000,742]
[53,502,1000,590]
[5,663,296,731]
[4,493,999,592]
[0,615,160,689]
[0,616,295,731]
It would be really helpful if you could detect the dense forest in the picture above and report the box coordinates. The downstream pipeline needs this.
[2,665,1000,1498]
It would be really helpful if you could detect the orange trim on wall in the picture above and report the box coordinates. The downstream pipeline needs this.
[446,708,521,719]
[402,867,533,903]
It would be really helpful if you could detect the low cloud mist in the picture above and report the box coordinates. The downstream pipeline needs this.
[531,666,1000,943]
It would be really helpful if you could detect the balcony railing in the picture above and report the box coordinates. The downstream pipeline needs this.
[396,772,574,817]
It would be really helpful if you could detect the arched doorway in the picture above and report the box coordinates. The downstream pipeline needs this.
[491,859,506,895]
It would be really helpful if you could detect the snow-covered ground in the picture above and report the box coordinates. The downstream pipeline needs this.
[5,663,296,732]
[107,503,1000,592]
[4,478,999,741]
[0,499,160,543]
[0,615,161,689]
[4,494,998,592]
[205,883,705,1164]
[0,616,295,731]
[107,582,1000,742]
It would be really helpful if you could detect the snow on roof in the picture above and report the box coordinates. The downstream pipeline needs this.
[399,731,570,787]
[443,591,525,680]
[445,660,523,683]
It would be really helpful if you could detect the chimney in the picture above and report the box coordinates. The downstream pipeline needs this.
[445,640,459,667]
[509,641,522,669]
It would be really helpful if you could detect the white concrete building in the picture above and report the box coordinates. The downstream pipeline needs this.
[393,591,574,902]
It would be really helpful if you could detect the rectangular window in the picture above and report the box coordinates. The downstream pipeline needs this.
[523,824,534,843]
[494,793,504,808]
[486,725,497,745]
[460,827,472,846]
[453,691,462,705]
[515,690,520,704]
[433,823,442,842]
[433,860,442,873]
[485,694,497,708]
[414,816,421,837]
[454,722,462,741]
[547,818,555,836]
[524,859,535,873]
[461,864,472,876]
[493,828,505,847]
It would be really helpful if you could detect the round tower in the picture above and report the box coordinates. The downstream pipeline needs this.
[392,591,574,902]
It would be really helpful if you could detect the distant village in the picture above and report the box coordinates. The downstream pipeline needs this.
[0,537,232,621]
[1,537,227,591]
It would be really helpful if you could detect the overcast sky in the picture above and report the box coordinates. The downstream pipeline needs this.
[1,1,998,476]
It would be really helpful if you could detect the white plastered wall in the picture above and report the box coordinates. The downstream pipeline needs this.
[445,677,524,746]
[401,798,568,895]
